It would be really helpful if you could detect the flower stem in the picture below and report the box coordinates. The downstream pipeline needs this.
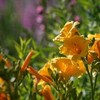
[85,64,94,100]
[93,72,98,98]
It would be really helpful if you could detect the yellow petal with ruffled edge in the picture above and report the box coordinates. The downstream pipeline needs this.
[53,21,79,42]
[59,36,89,59]
[51,57,86,80]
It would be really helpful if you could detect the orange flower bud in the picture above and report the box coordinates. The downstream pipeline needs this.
[4,58,12,68]
[21,50,35,72]
[41,85,55,100]
[0,54,3,61]
[27,66,54,85]
[0,93,7,100]
[0,93,10,100]
[87,53,94,64]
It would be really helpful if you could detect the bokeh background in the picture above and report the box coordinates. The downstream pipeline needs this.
[0,0,100,55]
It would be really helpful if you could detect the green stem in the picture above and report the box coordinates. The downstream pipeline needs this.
[85,64,94,100]
[93,73,98,97]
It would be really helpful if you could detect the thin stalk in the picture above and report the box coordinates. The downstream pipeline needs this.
[93,73,98,97]
[85,64,94,100]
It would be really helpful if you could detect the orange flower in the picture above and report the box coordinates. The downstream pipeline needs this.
[59,36,89,59]
[51,57,86,80]
[90,40,100,59]
[21,50,35,72]
[0,93,10,100]
[27,66,55,99]
[0,54,3,61]
[53,21,79,42]
[33,57,86,81]
[39,62,52,80]
[0,77,5,84]
[41,85,55,100]
[87,52,94,64]
[0,78,10,100]
[87,33,100,63]
[0,54,11,68]
[0,77,6,91]
[88,33,100,40]
[4,58,12,68]
[87,33,100,60]
[27,66,53,85]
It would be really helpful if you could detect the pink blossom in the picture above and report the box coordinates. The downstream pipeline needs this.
[74,16,80,22]
[70,0,76,5]
[15,0,45,43]
[36,6,44,14]
[36,15,43,23]
[0,0,6,11]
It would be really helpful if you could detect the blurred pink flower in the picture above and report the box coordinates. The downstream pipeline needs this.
[70,0,76,5]
[36,15,43,23]
[36,6,44,14]
[74,16,80,22]
[22,3,36,30]
[0,0,6,11]
[35,24,45,43]
[15,0,45,43]
[15,1,41,30]
[67,0,77,10]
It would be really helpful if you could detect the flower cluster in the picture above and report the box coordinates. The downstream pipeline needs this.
[37,21,89,80]
[21,21,100,100]
[0,21,100,100]
[31,21,89,99]
[27,21,100,100]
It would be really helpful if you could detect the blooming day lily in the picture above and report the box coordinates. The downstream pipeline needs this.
[59,35,89,59]
[53,21,79,42]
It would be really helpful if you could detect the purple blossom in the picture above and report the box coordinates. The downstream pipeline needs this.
[74,16,80,22]
[15,0,45,43]
[21,3,36,30]
[36,6,44,14]
[70,0,76,6]
[36,15,43,23]
[35,24,45,43]
[0,0,6,11]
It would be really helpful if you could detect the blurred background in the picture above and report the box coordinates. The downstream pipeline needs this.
[0,0,100,55]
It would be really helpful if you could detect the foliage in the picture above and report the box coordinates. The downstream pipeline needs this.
[0,22,100,100]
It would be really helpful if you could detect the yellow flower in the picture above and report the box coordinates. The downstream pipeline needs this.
[35,57,86,81]
[37,62,54,86]
[27,66,53,85]
[87,33,100,61]
[90,40,100,59]
[87,52,95,64]
[53,21,79,42]
[0,77,6,91]
[0,78,10,100]
[88,33,100,40]
[39,62,52,80]
[51,57,86,80]
[59,36,89,59]
[27,66,55,100]
[41,85,55,100]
